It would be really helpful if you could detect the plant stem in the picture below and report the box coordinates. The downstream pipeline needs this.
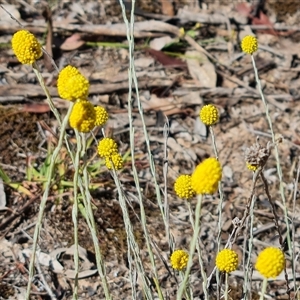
[177,194,203,300]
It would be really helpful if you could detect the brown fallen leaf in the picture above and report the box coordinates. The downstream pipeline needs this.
[60,33,85,51]
[22,103,50,113]
[145,48,187,69]
[160,0,174,17]
[235,2,252,16]
[252,11,278,36]
[236,3,278,36]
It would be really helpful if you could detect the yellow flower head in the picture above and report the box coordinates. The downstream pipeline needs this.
[200,104,219,126]
[246,162,258,172]
[98,137,118,158]
[191,158,222,195]
[216,249,239,273]
[69,99,96,133]
[105,153,123,170]
[174,175,196,200]
[57,65,89,101]
[241,35,258,55]
[11,30,42,64]
[94,106,109,127]
[255,247,285,278]
[170,250,189,271]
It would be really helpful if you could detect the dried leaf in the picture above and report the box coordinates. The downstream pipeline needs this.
[146,48,187,69]
[235,3,252,16]
[150,36,174,51]
[22,103,50,113]
[252,11,278,36]
[185,50,216,88]
[60,33,85,51]
[160,0,174,16]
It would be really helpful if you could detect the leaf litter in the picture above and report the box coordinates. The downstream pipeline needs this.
[0,0,300,299]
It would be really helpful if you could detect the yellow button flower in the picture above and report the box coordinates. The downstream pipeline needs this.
[57,65,89,101]
[200,104,219,126]
[246,162,258,171]
[216,249,239,273]
[69,99,96,132]
[98,137,118,158]
[94,106,109,127]
[255,247,285,278]
[241,35,258,55]
[170,250,189,271]
[191,158,222,195]
[11,30,42,64]
[105,153,123,170]
[174,175,196,200]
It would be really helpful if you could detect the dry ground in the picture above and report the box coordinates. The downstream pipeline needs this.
[0,0,300,299]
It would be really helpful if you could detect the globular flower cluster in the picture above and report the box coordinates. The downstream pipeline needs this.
[98,138,123,170]
[216,249,239,273]
[174,175,195,200]
[11,30,42,64]
[57,65,90,101]
[170,250,189,271]
[200,104,219,126]
[241,35,258,55]
[97,137,118,158]
[105,153,123,170]
[191,158,222,195]
[69,99,96,133]
[94,106,109,127]
[255,247,285,278]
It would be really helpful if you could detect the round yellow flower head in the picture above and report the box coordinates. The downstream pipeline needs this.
[69,99,96,133]
[255,247,285,278]
[200,104,219,126]
[174,175,196,200]
[11,30,42,65]
[57,65,89,101]
[241,35,258,55]
[170,250,189,271]
[98,137,118,158]
[94,106,109,127]
[105,153,123,170]
[216,249,238,273]
[246,162,258,172]
[191,158,222,195]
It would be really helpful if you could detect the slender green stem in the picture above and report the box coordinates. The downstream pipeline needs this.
[210,126,224,300]
[71,129,82,299]
[32,63,62,127]
[224,273,229,300]
[251,55,291,297]
[177,194,203,300]
[26,104,73,299]
[118,0,167,239]
[81,158,112,299]
[118,0,162,297]
[187,202,209,300]
[179,271,191,300]
[110,162,152,299]
[250,55,291,255]
[259,278,268,300]
[243,192,256,300]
